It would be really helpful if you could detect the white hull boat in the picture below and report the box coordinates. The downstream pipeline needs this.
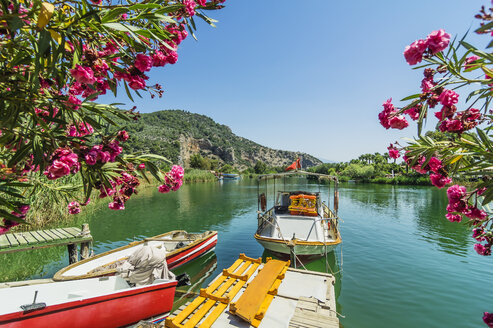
[254,171,342,259]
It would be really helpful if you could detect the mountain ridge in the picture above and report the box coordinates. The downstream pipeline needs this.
[119,110,323,169]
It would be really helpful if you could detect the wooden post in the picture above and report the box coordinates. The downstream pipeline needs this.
[68,244,78,264]
[80,223,91,260]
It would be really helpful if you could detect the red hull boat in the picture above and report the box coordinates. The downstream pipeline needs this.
[0,276,176,328]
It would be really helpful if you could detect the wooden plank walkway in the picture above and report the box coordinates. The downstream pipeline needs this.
[0,226,92,255]
[165,256,339,328]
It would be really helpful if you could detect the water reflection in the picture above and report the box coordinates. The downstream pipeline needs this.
[171,251,218,311]
[339,183,472,257]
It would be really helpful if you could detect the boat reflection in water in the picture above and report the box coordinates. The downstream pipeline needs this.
[170,251,218,312]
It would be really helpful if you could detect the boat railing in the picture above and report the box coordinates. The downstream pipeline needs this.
[257,208,274,232]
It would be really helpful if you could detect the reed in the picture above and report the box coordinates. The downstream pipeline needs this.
[183,169,217,183]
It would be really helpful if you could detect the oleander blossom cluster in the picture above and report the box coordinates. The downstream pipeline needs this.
[403,29,451,65]
[157,165,185,194]
[0,205,30,234]
[387,144,400,159]
[445,184,491,255]
[402,153,452,189]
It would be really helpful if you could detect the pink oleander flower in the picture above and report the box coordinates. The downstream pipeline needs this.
[172,179,183,191]
[0,219,20,234]
[404,106,421,121]
[473,228,486,241]
[387,144,400,159]
[108,198,125,210]
[152,51,168,67]
[127,75,147,90]
[68,201,81,215]
[121,13,128,19]
[90,0,102,4]
[411,156,428,174]
[166,51,178,65]
[134,54,153,72]
[439,119,463,133]
[44,159,70,180]
[117,130,129,142]
[474,243,491,256]
[138,163,146,170]
[70,65,96,85]
[389,115,409,130]
[403,39,427,65]
[483,312,493,328]
[107,140,122,162]
[464,55,480,70]
[184,0,197,16]
[158,184,171,193]
[196,0,206,5]
[465,207,488,220]
[421,78,435,93]
[438,89,459,107]
[66,95,82,110]
[445,213,462,222]
[428,157,442,173]
[447,200,467,214]
[426,29,451,54]
[434,105,456,121]
[429,173,452,189]
[170,165,184,180]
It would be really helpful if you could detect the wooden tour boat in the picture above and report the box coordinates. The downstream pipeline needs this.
[254,171,341,260]
[0,276,177,328]
[54,230,217,281]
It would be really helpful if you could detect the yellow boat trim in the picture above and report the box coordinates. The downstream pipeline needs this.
[254,233,342,246]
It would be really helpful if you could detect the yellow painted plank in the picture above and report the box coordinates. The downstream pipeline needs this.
[170,258,245,325]
[231,260,289,325]
[169,255,262,328]
[195,262,261,328]
[182,261,254,328]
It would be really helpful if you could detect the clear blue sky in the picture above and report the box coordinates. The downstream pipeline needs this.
[100,0,487,162]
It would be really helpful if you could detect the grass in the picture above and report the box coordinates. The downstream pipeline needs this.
[183,169,217,183]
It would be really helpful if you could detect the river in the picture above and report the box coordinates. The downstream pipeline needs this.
[1,179,492,327]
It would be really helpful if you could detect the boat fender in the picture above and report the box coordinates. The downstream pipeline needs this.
[327,220,331,230]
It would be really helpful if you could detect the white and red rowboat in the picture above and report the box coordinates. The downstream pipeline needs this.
[53,230,217,281]
[0,276,176,328]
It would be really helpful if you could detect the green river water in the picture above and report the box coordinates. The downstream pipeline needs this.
[1,179,492,327]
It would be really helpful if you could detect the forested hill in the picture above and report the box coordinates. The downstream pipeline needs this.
[118,110,322,169]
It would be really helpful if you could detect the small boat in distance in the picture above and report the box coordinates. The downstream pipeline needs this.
[0,276,177,328]
[54,230,217,281]
[254,171,341,260]
[219,173,240,180]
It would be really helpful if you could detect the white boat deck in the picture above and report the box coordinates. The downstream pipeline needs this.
[165,261,339,328]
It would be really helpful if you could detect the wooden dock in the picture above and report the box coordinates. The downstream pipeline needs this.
[162,254,339,328]
[0,224,93,263]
